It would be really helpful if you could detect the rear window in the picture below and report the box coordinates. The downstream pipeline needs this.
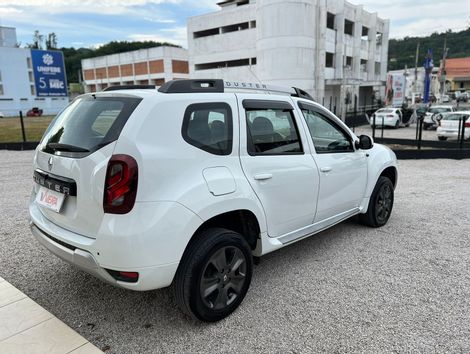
[443,113,469,121]
[429,107,452,114]
[377,109,394,114]
[40,95,141,155]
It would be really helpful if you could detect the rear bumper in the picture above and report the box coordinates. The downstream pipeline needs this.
[436,129,470,139]
[29,221,179,291]
[28,198,201,291]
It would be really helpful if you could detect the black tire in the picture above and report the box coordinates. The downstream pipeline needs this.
[438,136,448,141]
[423,124,430,130]
[395,120,400,129]
[359,176,394,228]
[172,228,253,322]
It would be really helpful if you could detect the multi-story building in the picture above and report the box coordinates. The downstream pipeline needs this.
[188,0,389,118]
[81,46,189,93]
[0,27,68,116]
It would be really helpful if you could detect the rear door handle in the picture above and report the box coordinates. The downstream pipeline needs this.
[320,167,332,173]
[254,173,273,181]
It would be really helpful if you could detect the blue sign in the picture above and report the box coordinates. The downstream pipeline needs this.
[31,49,68,97]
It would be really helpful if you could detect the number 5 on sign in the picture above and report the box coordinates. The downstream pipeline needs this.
[39,77,47,89]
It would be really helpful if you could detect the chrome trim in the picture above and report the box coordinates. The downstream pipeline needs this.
[278,208,360,245]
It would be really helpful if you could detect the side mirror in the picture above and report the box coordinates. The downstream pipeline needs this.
[355,135,374,150]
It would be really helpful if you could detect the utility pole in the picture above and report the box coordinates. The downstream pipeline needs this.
[413,42,420,103]
[440,32,448,103]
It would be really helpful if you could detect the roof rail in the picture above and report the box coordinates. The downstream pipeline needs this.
[158,79,314,101]
[103,85,156,91]
[158,79,224,93]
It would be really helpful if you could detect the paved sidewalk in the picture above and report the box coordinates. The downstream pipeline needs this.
[0,276,102,354]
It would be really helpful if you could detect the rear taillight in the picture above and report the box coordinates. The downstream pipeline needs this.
[465,121,470,128]
[386,114,394,118]
[103,154,138,214]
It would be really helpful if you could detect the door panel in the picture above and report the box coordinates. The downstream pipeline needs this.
[298,102,368,222]
[237,95,320,238]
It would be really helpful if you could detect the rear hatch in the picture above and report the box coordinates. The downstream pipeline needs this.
[440,113,469,132]
[32,94,142,239]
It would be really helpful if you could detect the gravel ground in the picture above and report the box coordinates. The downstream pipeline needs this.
[1,150,470,353]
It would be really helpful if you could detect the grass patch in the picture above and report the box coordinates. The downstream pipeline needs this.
[0,116,54,143]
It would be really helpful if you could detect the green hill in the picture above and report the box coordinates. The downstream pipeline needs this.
[388,27,470,71]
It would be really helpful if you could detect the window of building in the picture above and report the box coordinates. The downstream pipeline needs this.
[28,71,34,82]
[360,59,368,71]
[0,69,2,82]
[345,56,353,68]
[375,62,381,75]
[376,32,383,45]
[182,103,233,155]
[245,108,303,155]
[326,52,335,68]
[250,57,257,65]
[344,19,354,36]
[30,85,35,96]
[362,26,369,39]
[237,0,249,5]
[250,21,256,28]
[299,105,353,154]
[195,58,250,71]
[0,84,4,96]
[193,27,219,39]
[26,57,32,69]
[327,12,335,30]
[221,22,249,34]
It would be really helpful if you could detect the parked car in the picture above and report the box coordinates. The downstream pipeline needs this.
[26,107,43,117]
[436,111,470,141]
[29,79,398,321]
[370,107,414,128]
[441,95,450,103]
[423,105,455,129]
[457,93,469,103]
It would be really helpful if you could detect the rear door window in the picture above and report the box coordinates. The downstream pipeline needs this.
[41,95,142,155]
[182,102,233,155]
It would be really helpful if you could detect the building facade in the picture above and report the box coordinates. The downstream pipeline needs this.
[388,67,441,103]
[442,57,470,92]
[81,46,189,92]
[0,27,69,116]
[188,0,389,118]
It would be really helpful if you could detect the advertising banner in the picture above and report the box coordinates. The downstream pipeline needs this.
[31,49,68,97]
[385,74,405,107]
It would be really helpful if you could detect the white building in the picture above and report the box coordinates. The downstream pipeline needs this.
[81,46,189,92]
[388,67,441,103]
[188,0,389,118]
[0,27,68,116]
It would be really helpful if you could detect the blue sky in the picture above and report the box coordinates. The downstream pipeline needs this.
[0,0,469,49]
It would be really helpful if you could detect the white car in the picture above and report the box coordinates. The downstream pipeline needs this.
[29,79,397,321]
[0,111,5,118]
[423,105,455,129]
[436,111,470,141]
[370,108,403,128]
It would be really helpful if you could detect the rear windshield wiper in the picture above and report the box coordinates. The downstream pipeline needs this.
[46,143,90,153]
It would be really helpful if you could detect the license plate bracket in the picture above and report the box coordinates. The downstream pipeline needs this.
[35,187,66,213]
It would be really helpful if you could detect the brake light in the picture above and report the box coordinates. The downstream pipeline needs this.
[386,114,394,118]
[465,121,470,128]
[103,154,138,214]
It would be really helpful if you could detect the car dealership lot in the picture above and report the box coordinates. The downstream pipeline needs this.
[1,150,470,353]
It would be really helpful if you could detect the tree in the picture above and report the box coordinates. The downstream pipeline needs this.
[28,30,44,49]
[45,33,58,50]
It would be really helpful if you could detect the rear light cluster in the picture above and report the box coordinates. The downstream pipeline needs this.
[386,114,394,118]
[103,154,138,214]
[465,121,470,128]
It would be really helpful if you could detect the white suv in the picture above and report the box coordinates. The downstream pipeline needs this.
[29,80,397,321]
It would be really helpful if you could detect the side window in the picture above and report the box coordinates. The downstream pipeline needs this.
[246,108,303,155]
[182,102,232,155]
[300,108,353,153]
